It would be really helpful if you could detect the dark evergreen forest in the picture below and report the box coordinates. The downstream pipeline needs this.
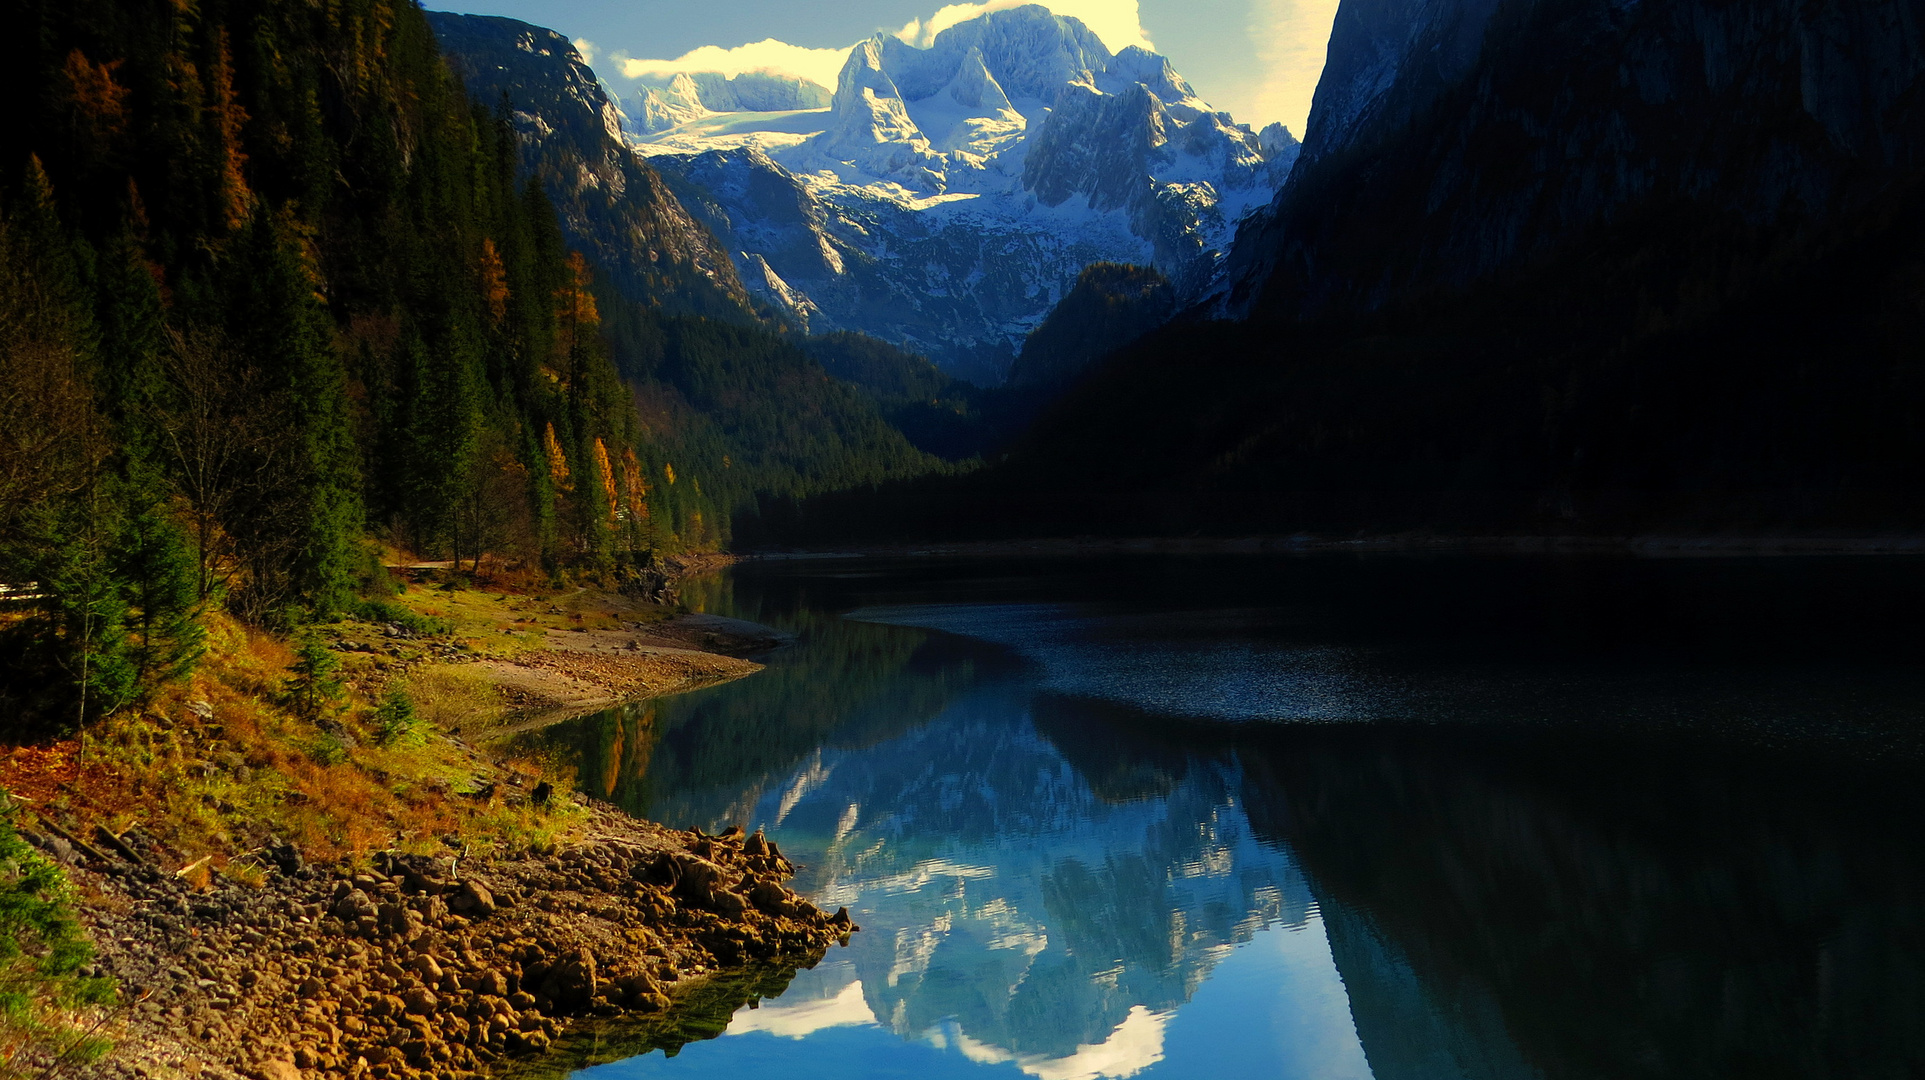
[0,0,948,725]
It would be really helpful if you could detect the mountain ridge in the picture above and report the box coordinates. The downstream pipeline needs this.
[622,5,1298,380]
[752,0,1925,544]
[426,12,757,320]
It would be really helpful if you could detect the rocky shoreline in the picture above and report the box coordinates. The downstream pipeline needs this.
[34,795,852,1080]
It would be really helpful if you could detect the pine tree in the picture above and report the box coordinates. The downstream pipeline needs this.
[93,209,166,461]
[223,212,363,619]
[427,326,483,568]
[283,632,344,721]
[31,495,138,725]
[372,687,424,748]
[115,497,205,689]
[0,172,134,727]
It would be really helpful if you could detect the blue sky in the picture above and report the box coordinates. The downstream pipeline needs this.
[428,0,1340,136]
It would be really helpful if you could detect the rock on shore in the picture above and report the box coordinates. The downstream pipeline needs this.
[48,803,852,1080]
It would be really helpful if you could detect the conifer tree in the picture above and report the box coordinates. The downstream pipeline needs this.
[0,173,134,725]
[223,212,362,619]
[92,212,166,460]
[283,631,345,721]
[115,498,204,688]
[21,491,138,725]
[0,801,115,1069]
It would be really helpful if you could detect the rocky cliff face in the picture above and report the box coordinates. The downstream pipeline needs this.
[632,5,1298,380]
[1220,0,1925,320]
[427,13,754,319]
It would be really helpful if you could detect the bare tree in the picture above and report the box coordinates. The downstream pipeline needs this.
[151,325,286,604]
[452,428,537,576]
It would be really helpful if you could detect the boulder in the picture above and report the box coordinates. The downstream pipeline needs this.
[537,947,597,1011]
[748,880,796,916]
[668,855,724,908]
[448,880,496,917]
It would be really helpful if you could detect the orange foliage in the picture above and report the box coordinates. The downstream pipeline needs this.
[593,437,618,521]
[479,238,509,324]
[62,49,130,138]
[208,29,252,231]
[554,252,600,359]
[0,742,87,809]
[544,422,572,492]
[561,252,599,325]
[621,448,650,522]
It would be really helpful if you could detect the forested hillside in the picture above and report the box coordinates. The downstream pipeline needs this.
[0,0,942,726]
[1003,263,1174,390]
[424,12,755,321]
[600,307,954,518]
[425,11,950,536]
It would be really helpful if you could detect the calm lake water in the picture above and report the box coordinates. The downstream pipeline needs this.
[520,554,1925,1080]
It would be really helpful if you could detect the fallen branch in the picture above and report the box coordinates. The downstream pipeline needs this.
[32,818,112,865]
[174,855,213,879]
[92,824,145,865]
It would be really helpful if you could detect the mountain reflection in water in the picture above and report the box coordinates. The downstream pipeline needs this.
[522,556,1925,1080]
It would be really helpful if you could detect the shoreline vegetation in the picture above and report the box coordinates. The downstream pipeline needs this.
[0,561,847,1080]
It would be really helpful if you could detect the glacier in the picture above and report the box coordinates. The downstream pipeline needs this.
[615,5,1299,383]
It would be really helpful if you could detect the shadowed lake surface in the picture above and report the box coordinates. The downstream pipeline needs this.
[519,554,1925,1080]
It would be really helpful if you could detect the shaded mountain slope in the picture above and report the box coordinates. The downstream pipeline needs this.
[1221,0,1925,321]
[1005,263,1175,389]
[751,0,1925,543]
[428,12,954,534]
[426,12,755,320]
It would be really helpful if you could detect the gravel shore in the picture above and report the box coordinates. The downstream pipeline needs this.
[32,797,850,1080]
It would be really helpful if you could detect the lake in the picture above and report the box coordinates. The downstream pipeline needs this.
[518,553,1925,1080]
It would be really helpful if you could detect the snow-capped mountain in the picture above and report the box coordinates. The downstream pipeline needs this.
[626,5,1299,381]
[628,71,833,135]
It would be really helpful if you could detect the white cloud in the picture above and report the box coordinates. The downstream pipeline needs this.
[572,37,596,64]
[726,979,877,1039]
[605,1,1156,96]
[942,1006,1172,1080]
[611,39,856,93]
[894,0,1154,53]
[1248,0,1342,135]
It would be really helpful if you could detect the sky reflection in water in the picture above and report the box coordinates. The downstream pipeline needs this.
[533,555,1925,1080]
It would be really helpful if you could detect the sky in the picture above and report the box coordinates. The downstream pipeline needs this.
[429,0,1341,137]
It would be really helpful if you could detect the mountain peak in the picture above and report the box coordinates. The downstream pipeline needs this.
[835,35,906,104]
[913,5,1112,103]
[817,36,946,190]
[944,45,1015,114]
